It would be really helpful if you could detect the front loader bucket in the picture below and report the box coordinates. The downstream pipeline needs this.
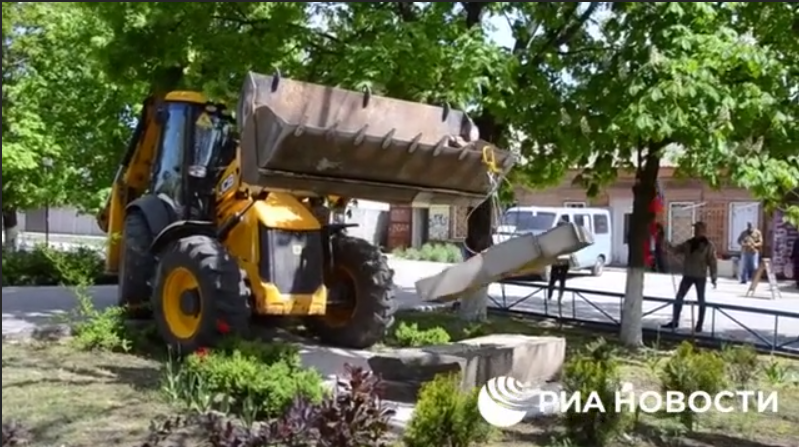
[237,72,517,205]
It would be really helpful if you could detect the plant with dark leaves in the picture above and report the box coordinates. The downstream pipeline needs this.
[316,364,396,447]
[2,420,31,446]
[141,363,394,446]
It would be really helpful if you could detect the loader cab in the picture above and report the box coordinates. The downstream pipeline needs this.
[151,93,237,221]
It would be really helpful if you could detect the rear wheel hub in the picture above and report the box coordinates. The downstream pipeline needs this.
[179,288,201,316]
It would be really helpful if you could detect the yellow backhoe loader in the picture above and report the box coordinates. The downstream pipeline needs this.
[97,71,517,352]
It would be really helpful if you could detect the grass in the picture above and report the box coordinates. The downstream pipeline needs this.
[3,310,798,447]
[1,340,180,446]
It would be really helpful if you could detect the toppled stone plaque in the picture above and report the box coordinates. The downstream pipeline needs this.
[414,224,593,302]
[368,334,566,396]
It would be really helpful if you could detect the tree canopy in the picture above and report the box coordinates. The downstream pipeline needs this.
[3,2,795,215]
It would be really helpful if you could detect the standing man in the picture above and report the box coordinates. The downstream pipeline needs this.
[547,219,571,317]
[662,221,718,332]
[737,222,762,283]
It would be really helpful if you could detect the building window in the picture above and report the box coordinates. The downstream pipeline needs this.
[668,202,697,242]
[564,201,586,208]
[594,214,610,235]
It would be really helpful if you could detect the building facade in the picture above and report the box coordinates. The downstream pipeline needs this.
[388,168,775,267]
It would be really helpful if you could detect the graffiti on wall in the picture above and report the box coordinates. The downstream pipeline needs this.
[771,210,798,279]
[428,206,450,241]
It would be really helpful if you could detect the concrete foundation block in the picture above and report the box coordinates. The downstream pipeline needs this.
[414,224,593,302]
[368,334,566,391]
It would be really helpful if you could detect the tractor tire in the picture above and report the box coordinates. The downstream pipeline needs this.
[118,211,155,318]
[306,235,396,349]
[151,235,251,353]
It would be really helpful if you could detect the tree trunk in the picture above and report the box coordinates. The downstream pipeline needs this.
[620,153,660,347]
[2,208,19,250]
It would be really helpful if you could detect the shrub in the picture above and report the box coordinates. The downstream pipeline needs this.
[404,373,493,447]
[72,305,133,352]
[149,364,394,447]
[163,340,326,420]
[722,344,759,388]
[562,338,628,447]
[392,322,451,347]
[393,242,463,263]
[2,244,107,286]
[660,342,727,431]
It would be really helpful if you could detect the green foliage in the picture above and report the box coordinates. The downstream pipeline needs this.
[404,373,493,447]
[1,245,106,286]
[162,340,325,420]
[393,242,463,263]
[392,321,452,347]
[722,344,760,388]
[660,342,727,431]
[6,366,396,447]
[562,338,628,447]
[71,304,132,352]
[762,358,791,387]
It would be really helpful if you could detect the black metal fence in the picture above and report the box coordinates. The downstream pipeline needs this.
[489,279,799,355]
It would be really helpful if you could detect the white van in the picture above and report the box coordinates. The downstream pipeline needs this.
[494,206,612,276]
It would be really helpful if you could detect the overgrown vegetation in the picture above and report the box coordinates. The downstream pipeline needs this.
[392,321,452,347]
[393,242,464,263]
[2,244,108,286]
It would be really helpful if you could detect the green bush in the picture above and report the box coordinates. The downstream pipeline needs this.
[392,321,451,347]
[404,373,493,447]
[722,344,759,388]
[660,342,727,431]
[162,339,326,420]
[562,338,628,447]
[2,244,108,286]
[393,242,463,263]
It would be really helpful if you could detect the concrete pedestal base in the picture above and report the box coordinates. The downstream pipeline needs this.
[368,334,566,393]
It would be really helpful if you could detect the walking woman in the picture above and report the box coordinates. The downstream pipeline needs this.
[661,221,718,332]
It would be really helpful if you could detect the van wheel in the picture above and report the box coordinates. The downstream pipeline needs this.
[591,256,605,277]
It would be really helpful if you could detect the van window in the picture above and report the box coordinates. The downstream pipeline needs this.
[574,214,589,229]
[560,214,570,223]
[594,214,609,234]
[500,211,557,231]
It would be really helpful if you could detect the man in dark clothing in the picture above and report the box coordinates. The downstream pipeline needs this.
[662,221,718,332]
[792,237,799,289]
[547,219,571,314]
